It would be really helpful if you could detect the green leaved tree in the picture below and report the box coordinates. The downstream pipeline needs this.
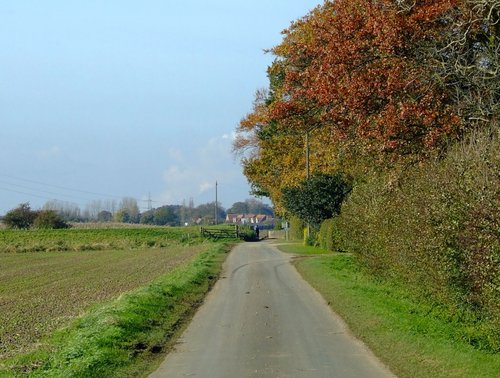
[282,173,351,228]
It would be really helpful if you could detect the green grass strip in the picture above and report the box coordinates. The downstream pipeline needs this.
[277,242,331,255]
[2,242,230,378]
[285,248,499,378]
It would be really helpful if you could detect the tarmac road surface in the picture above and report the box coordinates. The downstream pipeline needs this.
[149,240,395,378]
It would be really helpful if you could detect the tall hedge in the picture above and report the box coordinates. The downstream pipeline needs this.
[288,216,305,241]
[333,129,499,351]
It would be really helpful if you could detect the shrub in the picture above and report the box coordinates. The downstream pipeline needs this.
[318,219,335,251]
[3,203,37,229]
[34,210,70,229]
[303,227,318,246]
[288,216,305,241]
[318,218,347,252]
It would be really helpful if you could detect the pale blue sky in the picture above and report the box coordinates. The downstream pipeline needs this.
[0,1,321,213]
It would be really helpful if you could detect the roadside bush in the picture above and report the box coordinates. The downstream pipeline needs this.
[334,128,499,351]
[318,219,334,251]
[34,210,70,229]
[303,227,318,246]
[318,218,347,252]
[238,226,257,241]
[288,216,304,241]
[3,203,37,229]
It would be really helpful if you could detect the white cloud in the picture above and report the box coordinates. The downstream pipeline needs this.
[157,131,250,207]
[199,181,214,194]
[40,146,62,159]
[167,147,183,162]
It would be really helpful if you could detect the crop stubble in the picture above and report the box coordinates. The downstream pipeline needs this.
[0,228,208,359]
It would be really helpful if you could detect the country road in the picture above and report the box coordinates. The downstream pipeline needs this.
[149,241,395,378]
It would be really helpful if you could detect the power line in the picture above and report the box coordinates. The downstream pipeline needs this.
[0,174,162,209]
[0,174,125,200]
[0,186,60,202]
[0,180,96,202]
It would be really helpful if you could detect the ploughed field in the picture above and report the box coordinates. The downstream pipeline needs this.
[0,227,206,359]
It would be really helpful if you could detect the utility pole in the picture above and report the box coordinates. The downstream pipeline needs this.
[214,181,218,225]
[306,130,310,180]
[305,130,311,238]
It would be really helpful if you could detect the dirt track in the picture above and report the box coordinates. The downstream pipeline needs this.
[150,241,395,378]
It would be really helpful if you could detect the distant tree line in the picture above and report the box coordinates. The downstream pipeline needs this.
[226,198,274,216]
[1,198,274,229]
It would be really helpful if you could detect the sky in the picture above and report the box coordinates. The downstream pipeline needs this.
[0,0,321,214]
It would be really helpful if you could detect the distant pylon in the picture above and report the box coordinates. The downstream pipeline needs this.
[147,192,153,211]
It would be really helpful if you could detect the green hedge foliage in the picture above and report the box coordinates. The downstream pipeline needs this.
[288,216,305,241]
[318,219,334,251]
[318,218,347,253]
[328,129,499,352]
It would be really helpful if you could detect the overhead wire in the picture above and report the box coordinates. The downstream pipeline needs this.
[0,180,96,202]
[0,174,160,207]
[0,174,124,200]
[0,186,58,201]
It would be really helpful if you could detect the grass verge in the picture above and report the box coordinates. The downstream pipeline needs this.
[278,243,500,378]
[276,243,331,255]
[1,242,231,377]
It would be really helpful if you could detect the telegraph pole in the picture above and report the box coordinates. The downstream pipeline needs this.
[306,130,310,179]
[305,130,311,238]
[214,181,218,225]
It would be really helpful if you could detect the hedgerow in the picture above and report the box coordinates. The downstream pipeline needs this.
[328,129,499,352]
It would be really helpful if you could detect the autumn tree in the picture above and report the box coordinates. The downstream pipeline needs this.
[233,0,499,345]
[271,0,461,157]
[422,0,499,127]
[234,0,472,211]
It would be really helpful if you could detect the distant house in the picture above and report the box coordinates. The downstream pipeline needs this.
[255,214,267,223]
[243,214,256,224]
[226,214,239,223]
[225,214,270,225]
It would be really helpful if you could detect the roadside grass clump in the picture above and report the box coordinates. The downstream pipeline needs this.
[286,247,500,378]
[1,243,230,377]
[277,243,330,256]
